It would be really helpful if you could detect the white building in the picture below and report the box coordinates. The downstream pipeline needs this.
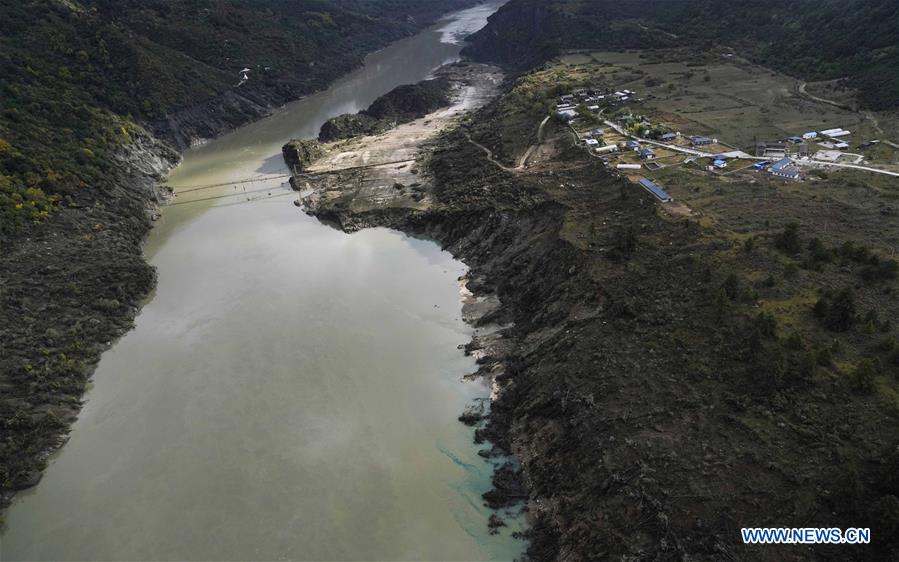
[820,128,851,138]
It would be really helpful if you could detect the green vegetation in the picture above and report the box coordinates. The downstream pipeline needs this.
[0,0,477,236]
[282,139,324,172]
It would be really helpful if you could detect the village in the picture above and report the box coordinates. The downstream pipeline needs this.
[553,84,897,205]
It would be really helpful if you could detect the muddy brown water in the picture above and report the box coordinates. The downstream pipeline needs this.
[0,3,526,560]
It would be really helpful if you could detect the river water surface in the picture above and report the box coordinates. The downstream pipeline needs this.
[0,3,525,560]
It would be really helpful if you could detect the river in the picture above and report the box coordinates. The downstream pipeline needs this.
[0,2,525,560]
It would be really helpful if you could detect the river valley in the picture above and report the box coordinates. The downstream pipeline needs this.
[0,2,526,560]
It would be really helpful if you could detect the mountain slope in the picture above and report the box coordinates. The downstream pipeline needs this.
[464,0,899,110]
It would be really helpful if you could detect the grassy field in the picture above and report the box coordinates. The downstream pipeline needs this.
[557,49,898,166]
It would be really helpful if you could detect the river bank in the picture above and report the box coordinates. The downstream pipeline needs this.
[2,4,532,559]
[0,0,500,519]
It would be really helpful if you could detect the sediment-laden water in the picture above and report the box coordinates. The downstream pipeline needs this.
[0,3,525,560]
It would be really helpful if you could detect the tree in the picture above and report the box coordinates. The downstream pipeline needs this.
[851,359,877,394]
[721,273,740,300]
[713,287,730,320]
[814,288,856,332]
[609,225,638,261]
[774,222,801,254]
[807,237,832,263]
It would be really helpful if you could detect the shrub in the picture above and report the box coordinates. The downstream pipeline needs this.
[721,273,740,300]
[807,237,832,263]
[743,236,755,253]
[871,495,899,543]
[814,288,856,332]
[754,311,778,340]
[859,255,898,283]
[774,222,801,254]
[609,225,638,261]
[851,359,878,394]
[816,347,832,366]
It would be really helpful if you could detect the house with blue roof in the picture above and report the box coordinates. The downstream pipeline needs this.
[770,158,801,180]
[638,178,672,202]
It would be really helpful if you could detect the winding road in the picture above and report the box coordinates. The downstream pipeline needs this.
[465,115,551,172]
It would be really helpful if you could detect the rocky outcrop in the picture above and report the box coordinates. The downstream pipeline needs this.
[318,113,389,143]
[318,78,452,142]
[282,139,325,173]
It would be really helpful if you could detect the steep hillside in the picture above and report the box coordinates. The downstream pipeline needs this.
[464,0,899,110]
[0,0,478,236]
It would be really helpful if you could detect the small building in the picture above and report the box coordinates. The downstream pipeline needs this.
[691,135,714,146]
[820,127,851,138]
[626,140,641,151]
[756,141,787,158]
[834,141,850,149]
[770,157,801,180]
[659,133,677,142]
[713,159,728,169]
[617,164,642,170]
[638,178,673,202]
[753,161,769,170]
[557,109,578,121]
[639,148,656,160]
[592,128,605,137]
[787,136,804,144]
[802,132,818,140]
[585,138,600,147]
[595,144,619,154]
